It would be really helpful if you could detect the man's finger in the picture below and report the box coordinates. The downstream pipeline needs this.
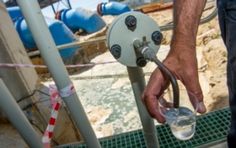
[143,95,165,123]
[182,72,206,113]
[159,97,174,108]
[188,91,206,113]
[142,68,171,123]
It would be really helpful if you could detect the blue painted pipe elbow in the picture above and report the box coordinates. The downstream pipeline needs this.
[97,2,131,16]
[15,18,36,49]
[14,17,77,59]
[47,18,77,59]
[57,8,106,34]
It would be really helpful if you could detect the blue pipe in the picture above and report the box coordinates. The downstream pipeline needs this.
[97,2,131,16]
[15,18,34,49]
[14,17,77,59]
[57,8,106,34]
[7,6,23,22]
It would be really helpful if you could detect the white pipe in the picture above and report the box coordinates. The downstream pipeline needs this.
[0,79,42,148]
[15,0,101,148]
[127,67,160,148]
[28,36,106,57]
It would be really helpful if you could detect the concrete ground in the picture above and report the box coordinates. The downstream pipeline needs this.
[0,124,27,148]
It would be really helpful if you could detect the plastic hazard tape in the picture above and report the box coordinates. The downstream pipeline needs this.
[59,83,75,98]
[42,83,75,147]
[0,61,117,69]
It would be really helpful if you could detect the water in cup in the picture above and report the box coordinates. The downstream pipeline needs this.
[165,107,196,140]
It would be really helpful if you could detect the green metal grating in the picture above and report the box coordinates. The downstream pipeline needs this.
[59,108,230,148]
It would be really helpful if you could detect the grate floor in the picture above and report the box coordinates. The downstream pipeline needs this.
[60,108,230,148]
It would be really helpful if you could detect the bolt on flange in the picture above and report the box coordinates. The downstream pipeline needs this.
[110,44,121,59]
[152,31,163,45]
[125,15,137,31]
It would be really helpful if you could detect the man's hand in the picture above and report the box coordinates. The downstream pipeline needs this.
[142,0,207,123]
[142,50,206,123]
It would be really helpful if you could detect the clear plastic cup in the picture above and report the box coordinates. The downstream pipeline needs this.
[159,88,199,140]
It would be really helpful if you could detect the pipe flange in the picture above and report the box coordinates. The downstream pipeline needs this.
[97,3,103,16]
[107,11,161,67]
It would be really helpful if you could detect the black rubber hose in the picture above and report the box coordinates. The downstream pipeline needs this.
[152,57,179,108]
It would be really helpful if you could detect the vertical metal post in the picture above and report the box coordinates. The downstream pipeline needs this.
[0,79,43,148]
[16,0,101,148]
[127,67,160,148]
[67,0,72,9]
[49,0,56,14]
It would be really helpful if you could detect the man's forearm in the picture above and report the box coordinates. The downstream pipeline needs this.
[171,0,206,54]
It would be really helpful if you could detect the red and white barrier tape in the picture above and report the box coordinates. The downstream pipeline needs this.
[0,61,117,69]
[59,84,75,98]
[42,84,75,147]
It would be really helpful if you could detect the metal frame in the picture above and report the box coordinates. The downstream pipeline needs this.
[49,0,72,14]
